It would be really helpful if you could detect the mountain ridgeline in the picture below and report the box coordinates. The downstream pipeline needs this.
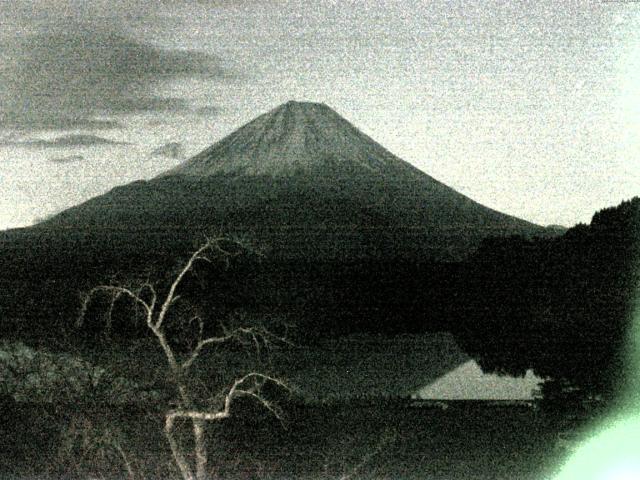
[0,101,550,338]
[26,101,545,261]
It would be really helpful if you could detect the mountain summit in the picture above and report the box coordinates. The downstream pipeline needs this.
[16,100,548,261]
[166,100,419,178]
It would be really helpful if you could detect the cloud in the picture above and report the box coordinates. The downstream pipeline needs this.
[1,134,129,148]
[0,26,233,130]
[193,105,222,116]
[150,142,186,160]
[0,116,122,132]
[109,97,192,114]
[48,155,85,163]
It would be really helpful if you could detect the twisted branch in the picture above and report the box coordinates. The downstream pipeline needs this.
[78,238,289,480]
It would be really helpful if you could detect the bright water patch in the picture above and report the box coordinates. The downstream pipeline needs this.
[414,359,542,400]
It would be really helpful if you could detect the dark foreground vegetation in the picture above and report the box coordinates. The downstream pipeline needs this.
[0,198,637,479]
[3,199,637,399]
[456,197,640,402]
[1,400,599,480]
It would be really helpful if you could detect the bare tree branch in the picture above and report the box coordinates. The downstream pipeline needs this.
[166,373,289,423]
[78,285,153,329]
[338,428,397,480]
[140,281,158,315]
[77,238,289,480]
[181,334,233,371]
[164,415,196,480]
[155,240,220,330]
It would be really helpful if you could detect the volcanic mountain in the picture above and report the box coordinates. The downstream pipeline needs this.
[0,100,557,340]
[9,101,546,263]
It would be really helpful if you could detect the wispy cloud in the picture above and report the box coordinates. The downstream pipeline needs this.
[193,105,222,116]
[1,134,129,148]
[150,142,186,160]
[0,26,234,131]
[0,117,122,132]
[48,155,85,163]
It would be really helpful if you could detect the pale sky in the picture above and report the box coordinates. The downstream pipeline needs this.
[1,0,639,230]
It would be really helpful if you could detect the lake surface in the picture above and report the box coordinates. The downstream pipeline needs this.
[276,333,542,401]
[415,359,543,400]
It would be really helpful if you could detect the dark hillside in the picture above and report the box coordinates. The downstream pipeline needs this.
[0,101,552,341]
[454,197,640,401]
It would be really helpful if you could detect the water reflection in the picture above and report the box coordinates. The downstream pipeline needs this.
[414,359,542,400]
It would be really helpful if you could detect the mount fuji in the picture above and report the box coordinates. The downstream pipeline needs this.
[20,101,547,262]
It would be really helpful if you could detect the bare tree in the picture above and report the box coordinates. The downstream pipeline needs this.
[79,237,289,480]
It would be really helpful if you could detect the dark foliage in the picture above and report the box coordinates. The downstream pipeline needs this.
[0,197,637,404]
[1,403,571,479]
[454,197,639,401]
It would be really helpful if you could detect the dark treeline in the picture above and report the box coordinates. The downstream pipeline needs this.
[453,197,640,401]
[0,256,460,344]
[1,198,638,401]
[0,224,461,344]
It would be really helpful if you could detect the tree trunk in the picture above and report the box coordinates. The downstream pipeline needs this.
[193,418,208,480]
[165,415,195,480]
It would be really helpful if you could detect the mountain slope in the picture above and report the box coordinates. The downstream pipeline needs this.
[0,100,559,343]
[26,101,545,261]
[165,100,426,177]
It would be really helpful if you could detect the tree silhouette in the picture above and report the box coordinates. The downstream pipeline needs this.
[79,238,289,480]
[454,197,640,402]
